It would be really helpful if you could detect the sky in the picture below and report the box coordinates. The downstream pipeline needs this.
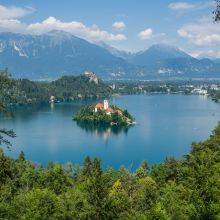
[0,0,219,58]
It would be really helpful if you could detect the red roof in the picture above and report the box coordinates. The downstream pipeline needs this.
[106,107,114,113]
[95,103,104,109]
[95,103,114,113]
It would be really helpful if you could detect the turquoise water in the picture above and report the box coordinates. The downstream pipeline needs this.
[1,95,220,170]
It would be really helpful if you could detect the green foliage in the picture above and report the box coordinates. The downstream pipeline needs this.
[12,188,64,219]
[73,104,134,126]
[214,0,220,22]
[0,70,113,106]
[0,123,219,219]
[133,177,158,212]
[159,181,196,219]
[0,70,16,149]
[209,89,220,102]
[109,179,131,218]
[111,80,198,95]
[0,128,16,149]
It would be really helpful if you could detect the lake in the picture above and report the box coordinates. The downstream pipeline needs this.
[1,94,220,170]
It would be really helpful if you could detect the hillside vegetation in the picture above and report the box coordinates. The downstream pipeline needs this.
[209,89,220,102]
[0,123,219,219]
[0,70,112,106]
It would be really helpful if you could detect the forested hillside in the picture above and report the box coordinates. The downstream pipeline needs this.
[210,89,220,102]
[0,70,112,105]
[0,123,219,219]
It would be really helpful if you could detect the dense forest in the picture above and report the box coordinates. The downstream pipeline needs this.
[0,70,113,106]
[210,90,220,102]
[1,69,219,107]
[0,123,219,219]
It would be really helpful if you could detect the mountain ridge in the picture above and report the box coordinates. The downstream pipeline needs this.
[0,31,138,79]
[129,44,191,66]
[0,30,219,79]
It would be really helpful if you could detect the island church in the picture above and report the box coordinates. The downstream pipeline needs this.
[94,100,114,115]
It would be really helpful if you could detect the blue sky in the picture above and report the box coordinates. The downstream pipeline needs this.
[0,0,219,57]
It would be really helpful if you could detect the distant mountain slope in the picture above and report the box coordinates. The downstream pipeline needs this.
[96,41,134,60]
[128,44,220,78]
[213,59,220,64]
[0,31,219,79]
[0,30,136,79]
[130,44,190,66]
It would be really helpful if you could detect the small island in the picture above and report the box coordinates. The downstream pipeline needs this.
[73,100,135,126]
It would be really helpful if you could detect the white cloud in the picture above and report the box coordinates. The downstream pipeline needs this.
[138,28,153,40]
[0,4,34,33]
[0,19,26,32]
[27,17,85,33]
[0,4,126,43]
[112,21,126,31]
[0,6,127,42]
[26,17,127,42]
[169,2,195,10]
[169,1,215,11]
[189,50,220,58]
[0,5,34,19]
[178,17,220,46]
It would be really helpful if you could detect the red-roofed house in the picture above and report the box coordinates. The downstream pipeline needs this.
[106,107,114,115]
[95,103,104,111]
[94,100,113,115]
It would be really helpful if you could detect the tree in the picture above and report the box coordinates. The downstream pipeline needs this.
[39,164,73,194]
[83,156,93,176]
[109,179,131,218]
[18,151,25,161]
[133,177,158,212]
[12,188,63,219]
[135,160,149,179]
[0,149,13,184]
[159,181,196,219]
[214,0,220,22]
[84,158,110,219]
[0,128,16,149]
[0,70,16,149]
[59,188,92,219]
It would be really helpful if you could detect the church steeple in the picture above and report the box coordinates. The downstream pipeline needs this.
[104,100,109,110]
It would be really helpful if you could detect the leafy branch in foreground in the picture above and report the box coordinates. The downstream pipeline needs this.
[0,128,16,149]
[0,70,16,148]
[214,0,220,22]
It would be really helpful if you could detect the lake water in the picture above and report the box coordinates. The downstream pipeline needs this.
[1,95,220,170]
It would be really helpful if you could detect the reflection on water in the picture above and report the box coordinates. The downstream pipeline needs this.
[76,121,131,141]
[50,102,55,110]
[1,95,220,170]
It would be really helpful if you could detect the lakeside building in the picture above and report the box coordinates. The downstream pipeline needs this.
[94,100,114,115]
[192,88,208,95]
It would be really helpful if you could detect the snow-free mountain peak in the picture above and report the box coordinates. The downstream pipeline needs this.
[0,31,219,79]
[130,44,191,66]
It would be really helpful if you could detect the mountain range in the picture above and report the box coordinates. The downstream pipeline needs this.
[0,30,219,80]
